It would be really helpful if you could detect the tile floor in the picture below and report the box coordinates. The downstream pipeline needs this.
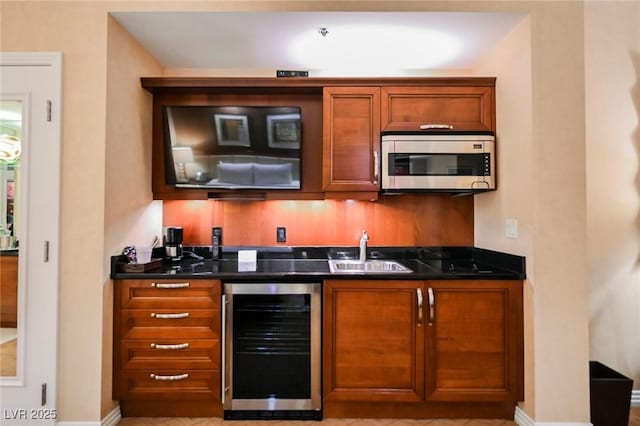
[118,419,515,426]
[118,407,640,426]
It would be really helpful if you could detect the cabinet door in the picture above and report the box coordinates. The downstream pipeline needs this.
[323,280,424,402]
[0,255,18,327]
[322,87,381,193]
[381,85,495,132]
[425,280,523,402]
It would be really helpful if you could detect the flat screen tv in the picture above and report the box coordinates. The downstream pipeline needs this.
[163,105,302,190]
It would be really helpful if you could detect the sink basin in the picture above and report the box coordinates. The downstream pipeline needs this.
[328,259,412,274]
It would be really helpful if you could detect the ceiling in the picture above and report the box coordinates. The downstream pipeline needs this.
[112,11,526,76]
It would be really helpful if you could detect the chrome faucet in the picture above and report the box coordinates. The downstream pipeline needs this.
[359,230,369,262]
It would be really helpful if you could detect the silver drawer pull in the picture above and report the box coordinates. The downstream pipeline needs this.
[419,123,454,130]
[149,373,189,381]
[151,312,190,319]
[152,282,190,289]
[151,343,190,350]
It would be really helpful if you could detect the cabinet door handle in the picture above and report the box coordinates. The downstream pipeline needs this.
[151,343,189,350]
[149,373,189,381]
[416,288,423,326]
[151,312,190,319]
[152,282,190,289]
[427,287,435,326]
[419,124,454,130]
[373,150,379,183]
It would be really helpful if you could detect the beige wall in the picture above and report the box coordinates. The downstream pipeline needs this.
[1,1,110,420]
[102,15,164,417]
[473,16,535,415]
[3,1,634,423]
[585,0,640,388]
[526,3,591,421]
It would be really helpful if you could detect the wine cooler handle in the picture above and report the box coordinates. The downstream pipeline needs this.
[221,294,227,405]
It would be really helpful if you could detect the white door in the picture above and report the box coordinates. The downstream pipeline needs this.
[0,52,61,425]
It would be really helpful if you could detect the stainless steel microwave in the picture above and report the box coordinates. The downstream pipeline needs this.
[381,132,495,192]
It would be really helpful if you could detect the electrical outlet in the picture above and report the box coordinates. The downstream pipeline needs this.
[505,219,518,239]
[276,227,287,243]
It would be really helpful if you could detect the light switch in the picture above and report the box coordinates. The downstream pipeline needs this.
[505,218,518,239]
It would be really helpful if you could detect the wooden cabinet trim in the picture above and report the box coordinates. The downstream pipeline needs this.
[142,77,497,92]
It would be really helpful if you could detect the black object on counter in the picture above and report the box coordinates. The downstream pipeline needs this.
[164,226,184,262]
[589,361,633,426]
[212,227,222,260]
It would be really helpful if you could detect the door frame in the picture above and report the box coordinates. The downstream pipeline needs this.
[0,51,62,409]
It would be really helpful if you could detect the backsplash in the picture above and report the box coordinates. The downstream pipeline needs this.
[163,194,474,247]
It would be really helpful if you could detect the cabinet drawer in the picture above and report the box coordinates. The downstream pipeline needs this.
[118,279,220,309]
[119,370,219,400]
[120,309,220,340]
[120,339,220,371]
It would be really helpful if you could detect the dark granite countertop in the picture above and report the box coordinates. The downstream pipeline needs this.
[110,246,525,281]
[0,249,19,257]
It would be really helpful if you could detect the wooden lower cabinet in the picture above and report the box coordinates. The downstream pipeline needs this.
[323,279,523,419]
[113,279,222,417]
[0,255,18,327]
[323,280,425,403]
[426,281,523,404]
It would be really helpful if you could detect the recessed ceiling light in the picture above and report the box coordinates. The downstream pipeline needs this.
[289,24,461,74]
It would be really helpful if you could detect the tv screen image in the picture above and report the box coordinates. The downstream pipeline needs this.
[163,105,302,190]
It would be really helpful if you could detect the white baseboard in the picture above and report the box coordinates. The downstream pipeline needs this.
[515,407,535,426]
[56,406,121,426]
[514,406,592,426]
[101,406,121,426]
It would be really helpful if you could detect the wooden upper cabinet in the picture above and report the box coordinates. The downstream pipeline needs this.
[322,87,381,195]
[141,78,496,199]
[425,280,523,403]
[381,86,495,132]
